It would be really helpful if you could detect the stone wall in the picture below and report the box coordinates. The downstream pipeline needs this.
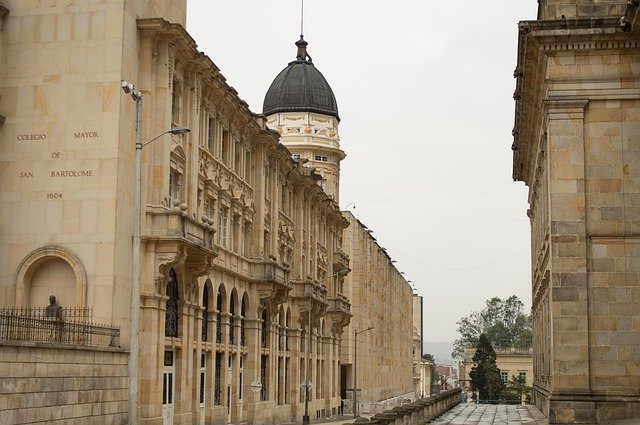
[513,3,640,422]
[0,342,129,424]
[341,212,414,403]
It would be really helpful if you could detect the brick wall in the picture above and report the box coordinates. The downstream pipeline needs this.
[0,342,129,424]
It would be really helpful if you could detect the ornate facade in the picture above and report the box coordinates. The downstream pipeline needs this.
[513,1,640,422]
[0,1,352,424]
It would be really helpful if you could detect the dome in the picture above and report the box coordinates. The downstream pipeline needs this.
[263,36,339,121]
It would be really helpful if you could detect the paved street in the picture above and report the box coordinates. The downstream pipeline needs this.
[433,403,548,425]
[314,403,548,424]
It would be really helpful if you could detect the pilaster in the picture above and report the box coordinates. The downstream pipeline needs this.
[545,99,593,421]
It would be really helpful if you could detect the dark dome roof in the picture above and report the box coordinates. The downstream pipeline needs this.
[263,36,339,121]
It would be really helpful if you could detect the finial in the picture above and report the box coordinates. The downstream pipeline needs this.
[295,35,312,62]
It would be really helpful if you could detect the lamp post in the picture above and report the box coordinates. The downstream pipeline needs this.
[353,325,374,418]
[303,268,350,425]
[121,79,190,425]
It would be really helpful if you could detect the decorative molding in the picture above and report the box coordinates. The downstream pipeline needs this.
[541,40,640,53]
[155,250,186,292]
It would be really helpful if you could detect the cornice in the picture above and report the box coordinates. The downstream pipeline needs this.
[136,18,260,137]
[512,16,636,183]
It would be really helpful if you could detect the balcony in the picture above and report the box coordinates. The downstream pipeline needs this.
[146,203,218,260]
[252,260,292,306]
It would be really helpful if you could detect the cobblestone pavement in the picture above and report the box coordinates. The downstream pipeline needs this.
[433,403,548,425]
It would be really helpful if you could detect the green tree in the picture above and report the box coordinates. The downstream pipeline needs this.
[469,334,504,403]
[502,375,531,403]
[452,295,532,358]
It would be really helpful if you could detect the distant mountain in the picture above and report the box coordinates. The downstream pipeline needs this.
[423,341,454,365]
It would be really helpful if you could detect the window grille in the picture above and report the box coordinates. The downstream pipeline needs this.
[261,310,268,348]
[165,269,179,338]
[199,354,206,404]
[229,316,235,345]
[241,317,246,346]
[202,286,209,342]
[260,355,268,401]
[216,312,222,343]
[214,352,222,405]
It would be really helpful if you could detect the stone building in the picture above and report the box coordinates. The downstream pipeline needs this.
[458,347,533,401]
[339,213,414,407]
[0,1,351,424]
[412,294,431,398]
[513,0,640,423]
[0,1,419,424]
[262,35,417,412]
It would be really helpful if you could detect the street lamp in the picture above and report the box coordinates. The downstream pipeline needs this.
[353,325,374,418]
[303,268,350,425]
[121,79,190,425]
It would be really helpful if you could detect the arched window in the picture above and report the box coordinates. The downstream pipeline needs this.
[216,286,224,344]
[241,295,247,346]
[229,292,236,345]
[165,269,179,338]
[202,285,209,342]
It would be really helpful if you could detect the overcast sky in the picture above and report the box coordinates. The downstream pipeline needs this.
[186,1,540,346]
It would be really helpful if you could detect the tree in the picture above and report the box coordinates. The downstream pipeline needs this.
[502,375,530,404]
[452,295,532,358]
[469,334,504,403]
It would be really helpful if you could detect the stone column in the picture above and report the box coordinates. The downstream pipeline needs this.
[139,292,166,422]
[243,317,261,423]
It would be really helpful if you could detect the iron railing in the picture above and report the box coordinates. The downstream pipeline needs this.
[0,308,120,347]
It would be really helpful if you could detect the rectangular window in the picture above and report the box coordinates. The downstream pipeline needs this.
[221,130,230,165]
[243,222,251,257]
[204,196,215,221]
[265,168,272,200]
[232,214,240,253]
[171,79,181,125]
[234,142,242,174]
[244,151,251,181]
[314,155,328,162]
[518,371,527,382]
[208,116,217,153]
[219,207,228,247]
[292,154,300,160]
[500,371,509,384]
[169,170,181,206]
